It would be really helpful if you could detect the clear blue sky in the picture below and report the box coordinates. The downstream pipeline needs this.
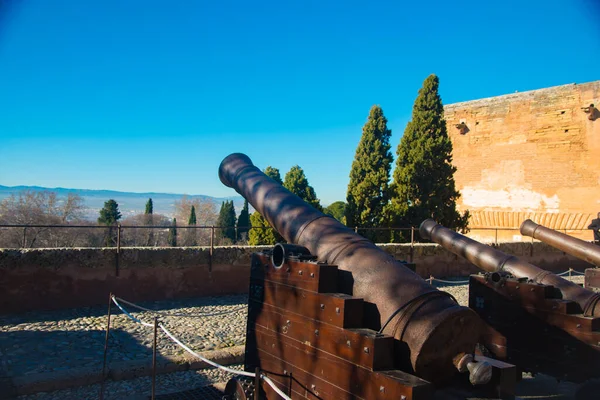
[1,0,598,205]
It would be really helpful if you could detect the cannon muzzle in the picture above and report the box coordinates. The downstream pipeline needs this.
[420,219,600,317]
[219,153,486,384]
[520,219,600,267]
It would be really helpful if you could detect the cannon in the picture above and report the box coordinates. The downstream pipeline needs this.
[219,154,514,399]
[420,219,600,385]
[520,219,600,267]
[520,219,600,290]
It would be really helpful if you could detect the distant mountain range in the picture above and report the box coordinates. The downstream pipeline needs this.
[0,185,246,221]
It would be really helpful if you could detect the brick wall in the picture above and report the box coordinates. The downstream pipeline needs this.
[445,81,600,240]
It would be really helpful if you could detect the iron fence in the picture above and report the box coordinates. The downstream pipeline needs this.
[0,224,595,250]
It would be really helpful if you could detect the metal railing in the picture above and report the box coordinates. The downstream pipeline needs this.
[0,223,595,250]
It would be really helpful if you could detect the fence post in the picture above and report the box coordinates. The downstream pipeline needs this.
[115,224,122,277]
[99,292,113,400]
[22,227,27,248]
[209,226,215,273]
[152,317,158,400]
[409,227,415,263]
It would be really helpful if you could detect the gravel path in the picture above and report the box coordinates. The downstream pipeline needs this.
[0,295,248,378]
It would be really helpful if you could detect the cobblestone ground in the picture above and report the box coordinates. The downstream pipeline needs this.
[4,275,587,399]
[0,294,248,378]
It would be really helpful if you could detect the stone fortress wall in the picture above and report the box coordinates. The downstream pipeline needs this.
[444,80,600,241]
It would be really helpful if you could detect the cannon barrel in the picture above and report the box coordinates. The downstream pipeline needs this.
[420,219,600,317]
[520,219,600,267]
[219,153,485,384]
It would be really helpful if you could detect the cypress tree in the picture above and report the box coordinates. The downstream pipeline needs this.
[237,200,250,241]
[187,205,197,246]
[283,165,322,211]
[168,218,177,247]
[345,105,393,242]
[145,198,153,215]
[217,200,237,242]
[144,198,154,246]
[389,74,469,238]
[248,166,284,245]
[188,205,197,225]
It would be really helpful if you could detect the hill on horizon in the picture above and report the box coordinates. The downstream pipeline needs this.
[0,185,246,221]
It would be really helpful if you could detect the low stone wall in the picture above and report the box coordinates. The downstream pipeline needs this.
[0,243,592,313]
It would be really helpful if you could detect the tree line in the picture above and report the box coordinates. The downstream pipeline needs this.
[249,74,469,244]
[0,74,467,248]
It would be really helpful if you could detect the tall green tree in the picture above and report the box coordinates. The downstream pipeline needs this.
[168,218,177,247]
[187,205,197,245]
[283,165,322,211]
[145,198,153,215]
[98,199,121,246]
[249,166,284,245]
[389,74,469,238]
[237,200,250,241]
[144,198,154,246]
[98,199,121,225]
[217,200,237,242]
[345,105,393,242]
[324,201,346,224]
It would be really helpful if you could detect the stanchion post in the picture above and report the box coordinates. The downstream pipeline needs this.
[495,229,498,246]
[99,292,113,400]
[152,317,158,400]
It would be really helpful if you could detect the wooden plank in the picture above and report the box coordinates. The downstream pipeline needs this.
[251,324,433,400]
[252,253,339,293]
[249,302,394,370]
[249,279,364,329]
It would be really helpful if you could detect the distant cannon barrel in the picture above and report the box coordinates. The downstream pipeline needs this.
[520,219,600,267]
[420,219,600,317]
[219,153,486,384]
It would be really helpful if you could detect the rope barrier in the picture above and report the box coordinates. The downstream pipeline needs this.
[111,296,154,327]
[113,296,246,317]
[110,294,292,400]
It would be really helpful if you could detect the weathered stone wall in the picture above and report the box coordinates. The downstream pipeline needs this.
[445,81,600,241]
[0,244,591,313]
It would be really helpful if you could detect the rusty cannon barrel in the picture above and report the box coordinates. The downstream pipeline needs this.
[520,219,600,267]
[420,219,600,317]
[219,153,488,385]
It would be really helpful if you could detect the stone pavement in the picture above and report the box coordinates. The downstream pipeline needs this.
[0,294,248,397]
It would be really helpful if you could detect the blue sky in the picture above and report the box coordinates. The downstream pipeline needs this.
[1,0,598,205]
